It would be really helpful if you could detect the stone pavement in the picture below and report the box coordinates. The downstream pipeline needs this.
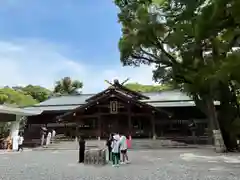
[0,148,32,155]
[0,148,239,180]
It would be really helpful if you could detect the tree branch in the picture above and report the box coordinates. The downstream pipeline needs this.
[139,46,173,66]
[131,53,157,64]
[155,38,178,64]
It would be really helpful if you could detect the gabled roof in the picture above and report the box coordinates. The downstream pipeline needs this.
[86,82,149,102]
[57,89,167,120]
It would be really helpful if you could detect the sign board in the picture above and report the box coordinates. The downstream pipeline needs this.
[110,101,118,114]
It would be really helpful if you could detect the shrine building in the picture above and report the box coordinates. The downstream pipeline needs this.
[24,80,219,144]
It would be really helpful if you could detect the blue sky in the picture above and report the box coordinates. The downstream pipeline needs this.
[0,0,154,93]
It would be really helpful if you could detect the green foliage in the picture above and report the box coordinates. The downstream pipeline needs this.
[0,94,8,104]
[12,85,51,102]
[115,0,240,148]
[125,83,173,92]
[0,87,38,106]
[53,77,83,95]
[115,0,240,103]
[20,85,51,102]
[115,0,239,87]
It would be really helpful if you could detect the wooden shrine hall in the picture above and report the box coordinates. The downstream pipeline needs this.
[24,79,217,143]
[56,80,166,139]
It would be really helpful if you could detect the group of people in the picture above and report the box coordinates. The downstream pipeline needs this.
[8,132,24,151]
[0,131,24,151]
[40,127,56,147]
[106,133,130,167]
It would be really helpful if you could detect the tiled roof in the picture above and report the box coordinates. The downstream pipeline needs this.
[22,90,198,112]
[142,90,191,102]
[33,90,191,107]
[24,105,79,112]
[0,105,42,116]
[148,101,220,107]
[36,94,94,106]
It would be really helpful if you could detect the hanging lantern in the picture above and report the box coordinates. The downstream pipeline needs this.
[110,101,118,114]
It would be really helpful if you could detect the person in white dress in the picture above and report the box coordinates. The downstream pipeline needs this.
[51,129,56,143]
[12,134,19,151]
[46,132,52,146]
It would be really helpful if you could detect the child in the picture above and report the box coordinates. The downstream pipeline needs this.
[111,135,121,167]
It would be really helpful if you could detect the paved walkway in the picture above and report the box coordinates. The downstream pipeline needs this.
[0,149,239,180]
[0,148,32,155]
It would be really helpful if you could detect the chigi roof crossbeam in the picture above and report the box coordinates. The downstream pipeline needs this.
[85,79,149,102]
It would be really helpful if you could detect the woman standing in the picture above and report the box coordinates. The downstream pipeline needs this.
[111,135,121,167]
[120,135,129,164]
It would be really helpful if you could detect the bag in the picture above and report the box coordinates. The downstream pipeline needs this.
[126,139,131,148]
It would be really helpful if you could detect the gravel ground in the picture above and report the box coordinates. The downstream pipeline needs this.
[0,149,240,180]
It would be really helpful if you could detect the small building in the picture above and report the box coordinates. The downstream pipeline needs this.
[0,105,42,149]
[24,81,218,144]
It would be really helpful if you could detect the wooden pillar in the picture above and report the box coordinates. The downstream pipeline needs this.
[98,116,101,140]
[151,114,156,140]
[97,107,101,140]
[127,103,132,136]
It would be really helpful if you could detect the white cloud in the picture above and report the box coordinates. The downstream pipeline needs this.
[0,39,156,93]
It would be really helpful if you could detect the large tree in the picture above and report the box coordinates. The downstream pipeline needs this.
[115,0,240,152]
[53,77,83,95]
[0,87,38,106]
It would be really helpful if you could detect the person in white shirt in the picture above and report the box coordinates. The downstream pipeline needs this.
[120,135,129,164]
[18,133,24,151]
[111,135,121,167]
[51,129,56,143]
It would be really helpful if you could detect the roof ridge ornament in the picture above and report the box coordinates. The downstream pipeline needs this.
[104,78,130,87]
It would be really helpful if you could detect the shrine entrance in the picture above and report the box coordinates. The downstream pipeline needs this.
[101,114,129,137]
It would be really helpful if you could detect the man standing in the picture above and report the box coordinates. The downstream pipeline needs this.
[17,133,24,152]
[78,136,85,163]
[106,133,113,162]
[40,126,47,146]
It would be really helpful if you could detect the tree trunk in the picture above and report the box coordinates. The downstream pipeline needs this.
[206,98,226,153]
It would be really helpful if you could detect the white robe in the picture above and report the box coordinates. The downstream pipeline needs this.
[46,132,52,146]
[52,130,56,138]
[12,135,19,151]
